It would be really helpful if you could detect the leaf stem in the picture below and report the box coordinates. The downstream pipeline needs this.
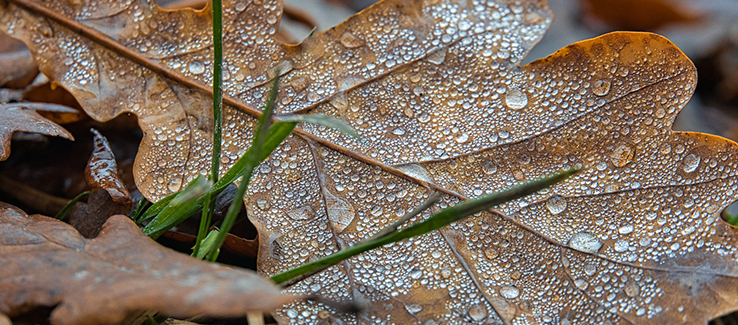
[270,168,580,285]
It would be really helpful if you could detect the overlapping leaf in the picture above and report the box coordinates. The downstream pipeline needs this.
[0,103,75,160]
[2,0,738,323]
[0,203,292,325]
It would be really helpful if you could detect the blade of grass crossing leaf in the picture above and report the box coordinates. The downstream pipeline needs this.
[270,168,580,285]
[129,197,151,224]
[204,74,280,262]
[194,0,225,257]
[277,114,360,139]
[194,229,221,259]
[142,176,210,238]
[141,122,295,238]
[54,191,89,221]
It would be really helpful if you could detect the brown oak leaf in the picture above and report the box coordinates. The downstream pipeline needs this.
[2,0,738,324]
[0,102,75,161]
[0,202,293,325]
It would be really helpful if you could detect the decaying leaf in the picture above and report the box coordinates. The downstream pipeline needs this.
[85,128,131,204]
[0,202,293,325]
[2,0,738,324]
[0,102,75,161]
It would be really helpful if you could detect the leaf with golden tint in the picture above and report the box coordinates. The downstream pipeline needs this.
[2,0,738,323]
[0,202,292,325]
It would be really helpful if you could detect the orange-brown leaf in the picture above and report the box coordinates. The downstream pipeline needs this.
[0,202,292,325]
[0,102,75,161]
[2,0,738,324]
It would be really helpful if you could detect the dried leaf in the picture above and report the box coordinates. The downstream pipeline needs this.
[0,32,37,88]
[580,0,703,31]
[85,128,131,204]
[0,102,75,161]
[3,0,738,324]
[0,202,293,325]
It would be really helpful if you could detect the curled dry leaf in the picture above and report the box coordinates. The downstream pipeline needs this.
[85,128,131,204]
[2,0,738,324]
[0,102,75,161]
[0,202,293,325]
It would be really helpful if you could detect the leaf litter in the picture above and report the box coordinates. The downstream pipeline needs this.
[1,0,738,324]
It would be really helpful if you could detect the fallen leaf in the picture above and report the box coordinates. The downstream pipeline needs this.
[0,202,293,325]
[0,32,37,88]
[0,102,75,161]
[85,128,131,204]
[580,0,703,31]
[3,0,738,324]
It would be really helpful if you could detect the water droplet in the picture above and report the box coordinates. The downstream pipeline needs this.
[455,132,469,143]
[405,304,423,315]
[614,239,629,252]
[287,205,315,221]
[546,195,567,215]
[574,278,588,290]
[397,164,435,183]
[610,144,635,167]
[624,281,641,297]
[188,60,205,74]
[167,177,183,192]
[483,161,497,174]
[256,199,270,210]
[324,191,355,232]
[467,304,487,321]
[409,268,423,279]
[234,2,246,11]
[592,79,611,96]
[639,237,652,247]
[339,31,364,48]
[370,205,383,217]
[618,224,634,235]
[392,127,406,135]
[431,250,442,259]
[682,153,700,173]
[568,232,602,254]
[426,48,447,65]
[504,88,528,110]
[499,286,520,299]
[484,247,499,259]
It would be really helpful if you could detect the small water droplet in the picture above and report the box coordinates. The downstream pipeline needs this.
[188,60,205,74]
[618,224,634,235]
[568,232,602,254]
[324,191,355,232]
[287,205,315,221]
[426,48,447,65]
[256,199,270,210]
[484,247,499,259]
[392,127,406,135]
[682,153,700,173]
[546,195,567,215]
[397,164,435,183]
[614,239,629,252]
[234,2,246,11]
[409,268,423,279]
[167,177,183,192]
[610,144,635,167]
[504,87,528,110]
[455,132,469,143]
[499,286,520,299]
[339,31,364,48]
[624,281,641,297]
[405,304,423,315]
[483,161,497,174]
[592,79,611,96]
[467,304,487,321]
[574,278,588,290]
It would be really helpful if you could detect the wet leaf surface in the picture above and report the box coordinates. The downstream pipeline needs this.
[2,0,738,323]
[0,102,75,161]
[0,202,292,325]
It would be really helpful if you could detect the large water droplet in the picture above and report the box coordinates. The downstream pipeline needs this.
[546,195,567,215]
[467,304,488,321]
[287,205,315,221]
[610,144,635,167]
[167,177,183,192]
[499,286,520,299]
[505,88,528,110]
[568,232,602,254]
[405,304,423,315]
[618,224,634,235]
[455,132,469,143]
[624,280,641,297]
[188,60,205,74]
[614,239,629,252]
[339,31,364,48]
[324,191,355,232]
[397,164,435,183]
[592,79,611,96]
[682,153,700,173]
[426,48,447,65]
[483,161,497,174]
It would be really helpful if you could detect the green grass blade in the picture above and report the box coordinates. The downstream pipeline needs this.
[277,114,360,139]
[204,73,281,262]
[194,229,221,259]
[270,168,580,285]
[54,191,90,221]
[130,197,151,224]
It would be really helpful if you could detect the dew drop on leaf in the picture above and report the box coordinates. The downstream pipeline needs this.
[188,60,205,74]
[546,195,567,215]
[339,32,364,48]
[467,304,487,321]
[682,153,700,173]
[618,224,634,235]
[592,79,611,96]
[614,239,629,252]
[405,304,422,315]
[426,48,447,65]
[499,285,520,299]
[504,87,528,110]
[610,144,635,167]
[568,232,602,254]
